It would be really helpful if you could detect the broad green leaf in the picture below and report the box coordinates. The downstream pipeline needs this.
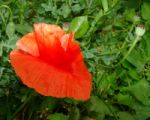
[128,69,140,80]
[141,2,150,20]
[68,16,89,38]
[117,112,134,120]
[117,94,135,108]
[7,34,19,48]
[86,96,111,120]
[47,113,68,120]
[15,23,33,35]
[133,103,150,120]
[6,22,15,39]
[127,80,150,106]
[126,49,146,71]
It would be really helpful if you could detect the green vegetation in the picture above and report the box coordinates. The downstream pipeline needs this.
[1,0,150,120]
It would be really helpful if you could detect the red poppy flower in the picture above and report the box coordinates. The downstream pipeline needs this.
[10,23,92,100]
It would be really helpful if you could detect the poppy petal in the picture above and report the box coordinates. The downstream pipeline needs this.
[34,23,66,61]
[60,32,74,51]
[33,24,81,70]
[33,23,65,51]
[16,32,39,56]
[60,34,69,51]
[10,50,91,100]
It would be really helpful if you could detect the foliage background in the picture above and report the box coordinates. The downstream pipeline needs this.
[0,0,150,120]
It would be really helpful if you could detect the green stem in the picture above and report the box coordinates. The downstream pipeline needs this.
[0,5,13,21]
[85,0,120,38]
[97,35,140,69]
[114,36,140,67]
[0,5,13,30]
[0,12,6,27]
[86,9,103,35]
[120,23,136,50]
[55,17,60,24]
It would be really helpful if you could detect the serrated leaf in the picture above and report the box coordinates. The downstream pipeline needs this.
[60,4,71,18]
[68,16,89,38]
[72,4,83,13]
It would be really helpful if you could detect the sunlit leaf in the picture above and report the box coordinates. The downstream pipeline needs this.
[68,16,89,38]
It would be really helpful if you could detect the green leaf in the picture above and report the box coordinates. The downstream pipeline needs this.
[7,34,19,48]
[124,9,135,22]
[15,23,33,35]
[142,30,150,57]
[47,113,68,120]
[128,69,140,80]
[101,0,108,12]
[60,4,71,18]
[64,98,79,105]
[40,97,58,111]
[117,94,135,108]
[86,96,111,120]
[6,22,15,39]
[133,103,150,120]
[127,80,150,106]
[97,73,116,94]
[126,49,146,71]
[68,16,89,38]
[69,107,80,120]
[72,4,83,13]
[141,2,150,20]
[117,112,134,120]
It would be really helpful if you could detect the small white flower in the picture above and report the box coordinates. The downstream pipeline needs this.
[135,26,145,37]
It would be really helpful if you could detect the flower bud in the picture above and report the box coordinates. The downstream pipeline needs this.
[135,25,145,37]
